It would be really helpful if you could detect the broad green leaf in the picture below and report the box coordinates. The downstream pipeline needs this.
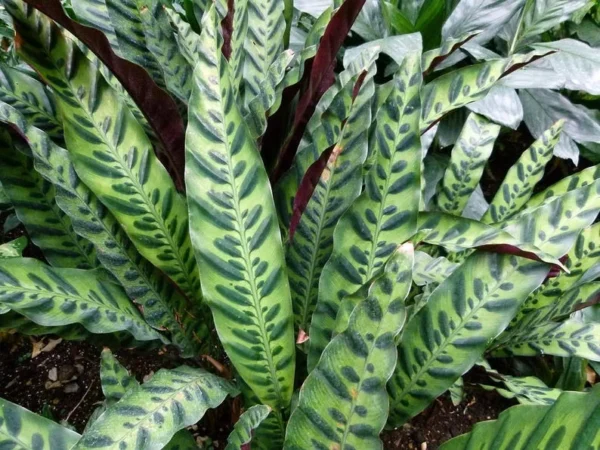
[527,164,600,208]
[275,51,378,231]
[165,7,202,66]
[185,7,295,412]
[0,90,204,356]
[0,63,62,140]
[421,60,507,131]
[501,180,600,259]
[388,252,549,427]
[0,130,97,269]
[0,258,161,341]
[226,405,271,450]
[241,0,285,106]
[244,49,295,139]
[440,385,600,450]
[287,68,374,334]
[10,7,201,301]
[520,2,589,44]
[0,397,81,450]
[139,0,193,104]
[417,212,561,266]
[490,319,600,362]
[481,375,562,405]
[285,245,414,450]
[75,366,237,450]
[308,54,422,370]
[0,237,27,259]
[413,251,458,286]
[435,113,500,215]
[100,348,139,405]
[0,310,92,341]
[70,0,120,50]
[482,121,563,223]
[103,0,167,90]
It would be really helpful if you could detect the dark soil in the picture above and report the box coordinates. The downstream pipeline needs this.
[382,388,514,449]
[0,338,234,445]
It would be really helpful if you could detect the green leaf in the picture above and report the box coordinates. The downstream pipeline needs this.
[308,54,422,370]
[449,377,465,406]
[165,7,202,66]
[482,121,563,223]
[0,310,91,341]
[388,252,549,427]
[0,257,162,341]
[285,245,414,450]
[226,405,271,450]
[417,212,562,266]
[241,0,285,105]
[490,319,600,362]
[0,397,81,450]
[75,366,237,450]
[413,251,458,286]
[185,7,295,412]
[520,1,589,44]
[481,374,562,405]
[421,60,507,131]
[163,430,198,450]
[138,0,193,104]
[0,237,27,259]
[440,385,600,450]
[501,180,600,259]
[287,67,374,334]
[0,130,98,269]
[467,86,523,130]
[527,164,600,209]
[70,0,120,50]
[100,348,139,405]
[0,63,62,140]
[0,101,204,356]
[435,113,500,215]
[11,7,201,301]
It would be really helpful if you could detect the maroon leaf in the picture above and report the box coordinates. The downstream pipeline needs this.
[221,0,235,60]
[20,0,186,191]
[267,0,366,184]
[287,71,367,241]
[423,33,478,76]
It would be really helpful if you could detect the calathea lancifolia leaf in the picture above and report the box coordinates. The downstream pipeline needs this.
[0,130,98,270]
[421,60,507,131]
[527,164,600,209]
[8,4,202,302]
[0,102,205,355]
[75,366,238,450]
[0,63,62,141]
[435,113,500,216]
[225,405,271,450]
[0,237,27,259]
[185,6,295,413]
[100,348,139,405]
[287,67,375,335]
[482,121,563,223]
[308,54,422,371]
[69,0,120,51]
[0,397,81,450]
[413,251,459,286]
[0,258,162,342]
[14,0,187,188]
[164,7,202,66]
[268,0,367,183]
[388,252,550,427]
[440,385,600,450]
[285,245,414,450]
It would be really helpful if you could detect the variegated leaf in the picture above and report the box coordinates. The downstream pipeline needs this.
[527,164,600,208]
[0,129,98,269]
[0,237,27,259]
[75,366,237,450]
[10,6,202,301]
[226,405,271,450]
[308,54,422,371]
[413,251,458,286]
[0,258,162,341]
[285,245,414,450]
[0,397,81,450]
[100,348,139,405]
[435,113,500,215]
[185,7,295,413]
[482,121,563,223]
[287,67,374,335]
[388,252,549,427]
